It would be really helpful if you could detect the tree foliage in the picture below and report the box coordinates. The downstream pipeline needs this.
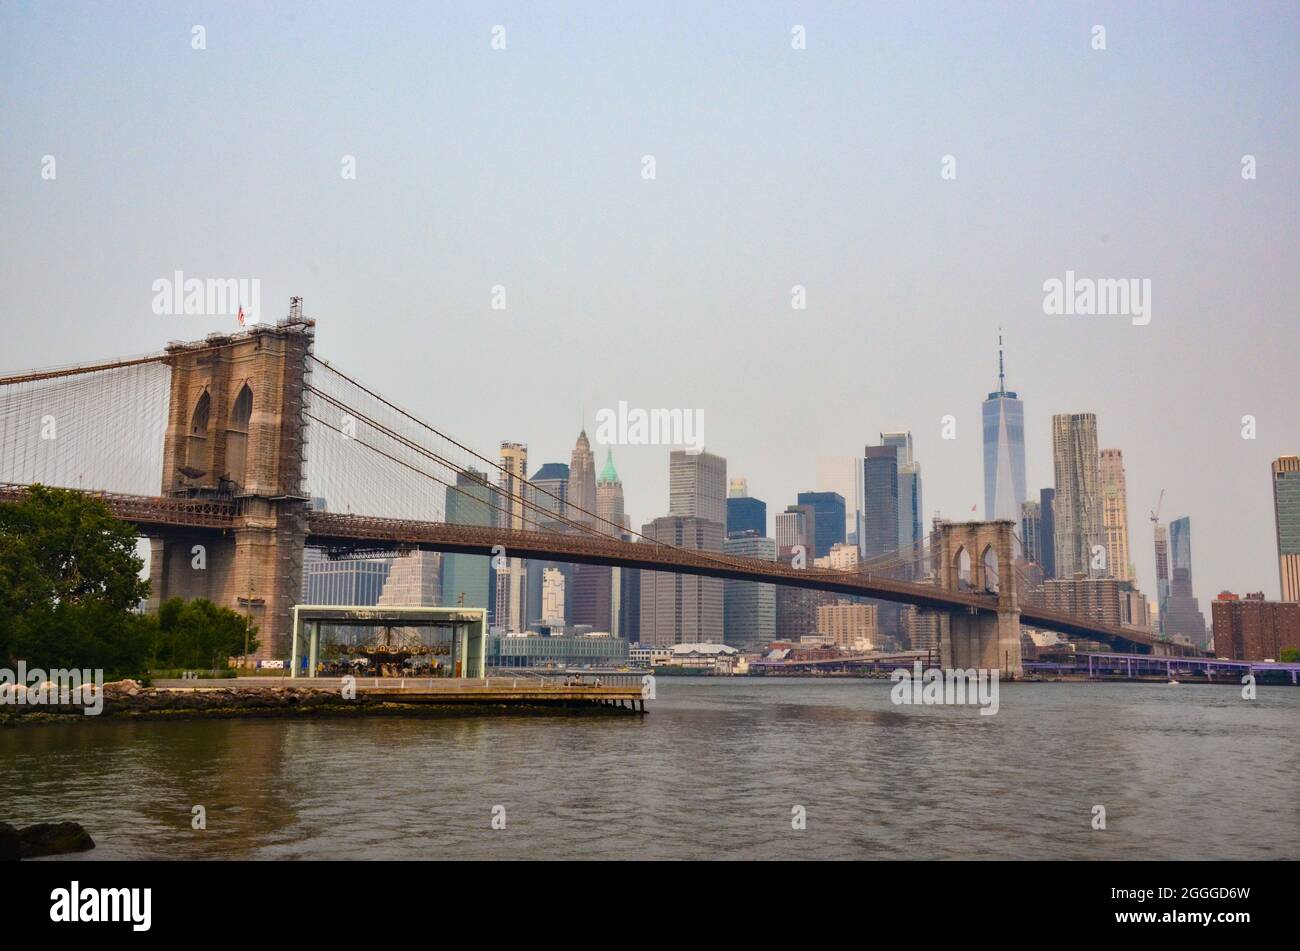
[0,485,151,675]
[151,597,258,670]
[0,486,257,676]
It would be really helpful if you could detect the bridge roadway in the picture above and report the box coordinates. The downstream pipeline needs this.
[0,484,1191,655]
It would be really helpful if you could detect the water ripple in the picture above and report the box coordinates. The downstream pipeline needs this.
[2,680,1296,860]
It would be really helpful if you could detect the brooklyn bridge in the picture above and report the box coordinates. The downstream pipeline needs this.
[0,304,1202,673]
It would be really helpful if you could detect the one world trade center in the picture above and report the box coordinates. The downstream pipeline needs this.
[982,333,1027,527]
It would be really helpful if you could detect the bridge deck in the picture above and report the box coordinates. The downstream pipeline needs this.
[0,483,1202,656]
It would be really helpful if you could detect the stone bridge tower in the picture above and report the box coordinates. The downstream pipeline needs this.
[148,314,314,661]
[929,519,1022,676]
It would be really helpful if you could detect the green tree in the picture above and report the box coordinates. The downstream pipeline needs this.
[0,484,152,676]
[1280,647,1300,663]
[153,597,258,670]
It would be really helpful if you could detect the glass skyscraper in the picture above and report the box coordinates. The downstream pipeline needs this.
[1039,487,1056,578]
[441,467,494,611]
[1020,500,1042,565]
[881,431,922,563]
[982,335,1027,524]
[528,461,569,523]
[796,490,846,557]
[726,494,767,539]
[1164,515,1207,646]
[815,456,861,542]
[861,445,899,561]
[1169,516,1193,584]
[723,533,777,650]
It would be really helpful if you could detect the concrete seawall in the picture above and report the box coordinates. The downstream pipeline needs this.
[0,677,648,725]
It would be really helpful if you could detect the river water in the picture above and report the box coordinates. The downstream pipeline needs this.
[2,678,1296,860]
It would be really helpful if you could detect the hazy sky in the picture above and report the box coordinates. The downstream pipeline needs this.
[2,1,1297,605]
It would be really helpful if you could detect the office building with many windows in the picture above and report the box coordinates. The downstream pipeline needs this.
[1051,413,1102,578]
[1274,456,1300,600]
[723,533,777,651]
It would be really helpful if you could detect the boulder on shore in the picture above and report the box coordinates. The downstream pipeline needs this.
[17,821,95,858]
[0,822,19,861]
[103,679,143,698]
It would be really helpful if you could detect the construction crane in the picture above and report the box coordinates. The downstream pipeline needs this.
[1149,489,1169,637]
[1149,489,1165,526]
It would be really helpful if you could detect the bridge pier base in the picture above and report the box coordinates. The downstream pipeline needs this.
[939,609,1022,677]
[146,499,306,663]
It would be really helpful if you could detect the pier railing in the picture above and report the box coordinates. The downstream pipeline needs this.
[491,671,649,689]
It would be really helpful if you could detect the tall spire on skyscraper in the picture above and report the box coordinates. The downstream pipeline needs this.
[996,327,1007,396]
[598,448,620,485]
[567,428,597,525]
[596,448,625,539]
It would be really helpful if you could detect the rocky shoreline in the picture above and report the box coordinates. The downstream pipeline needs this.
[0,680,633,725]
